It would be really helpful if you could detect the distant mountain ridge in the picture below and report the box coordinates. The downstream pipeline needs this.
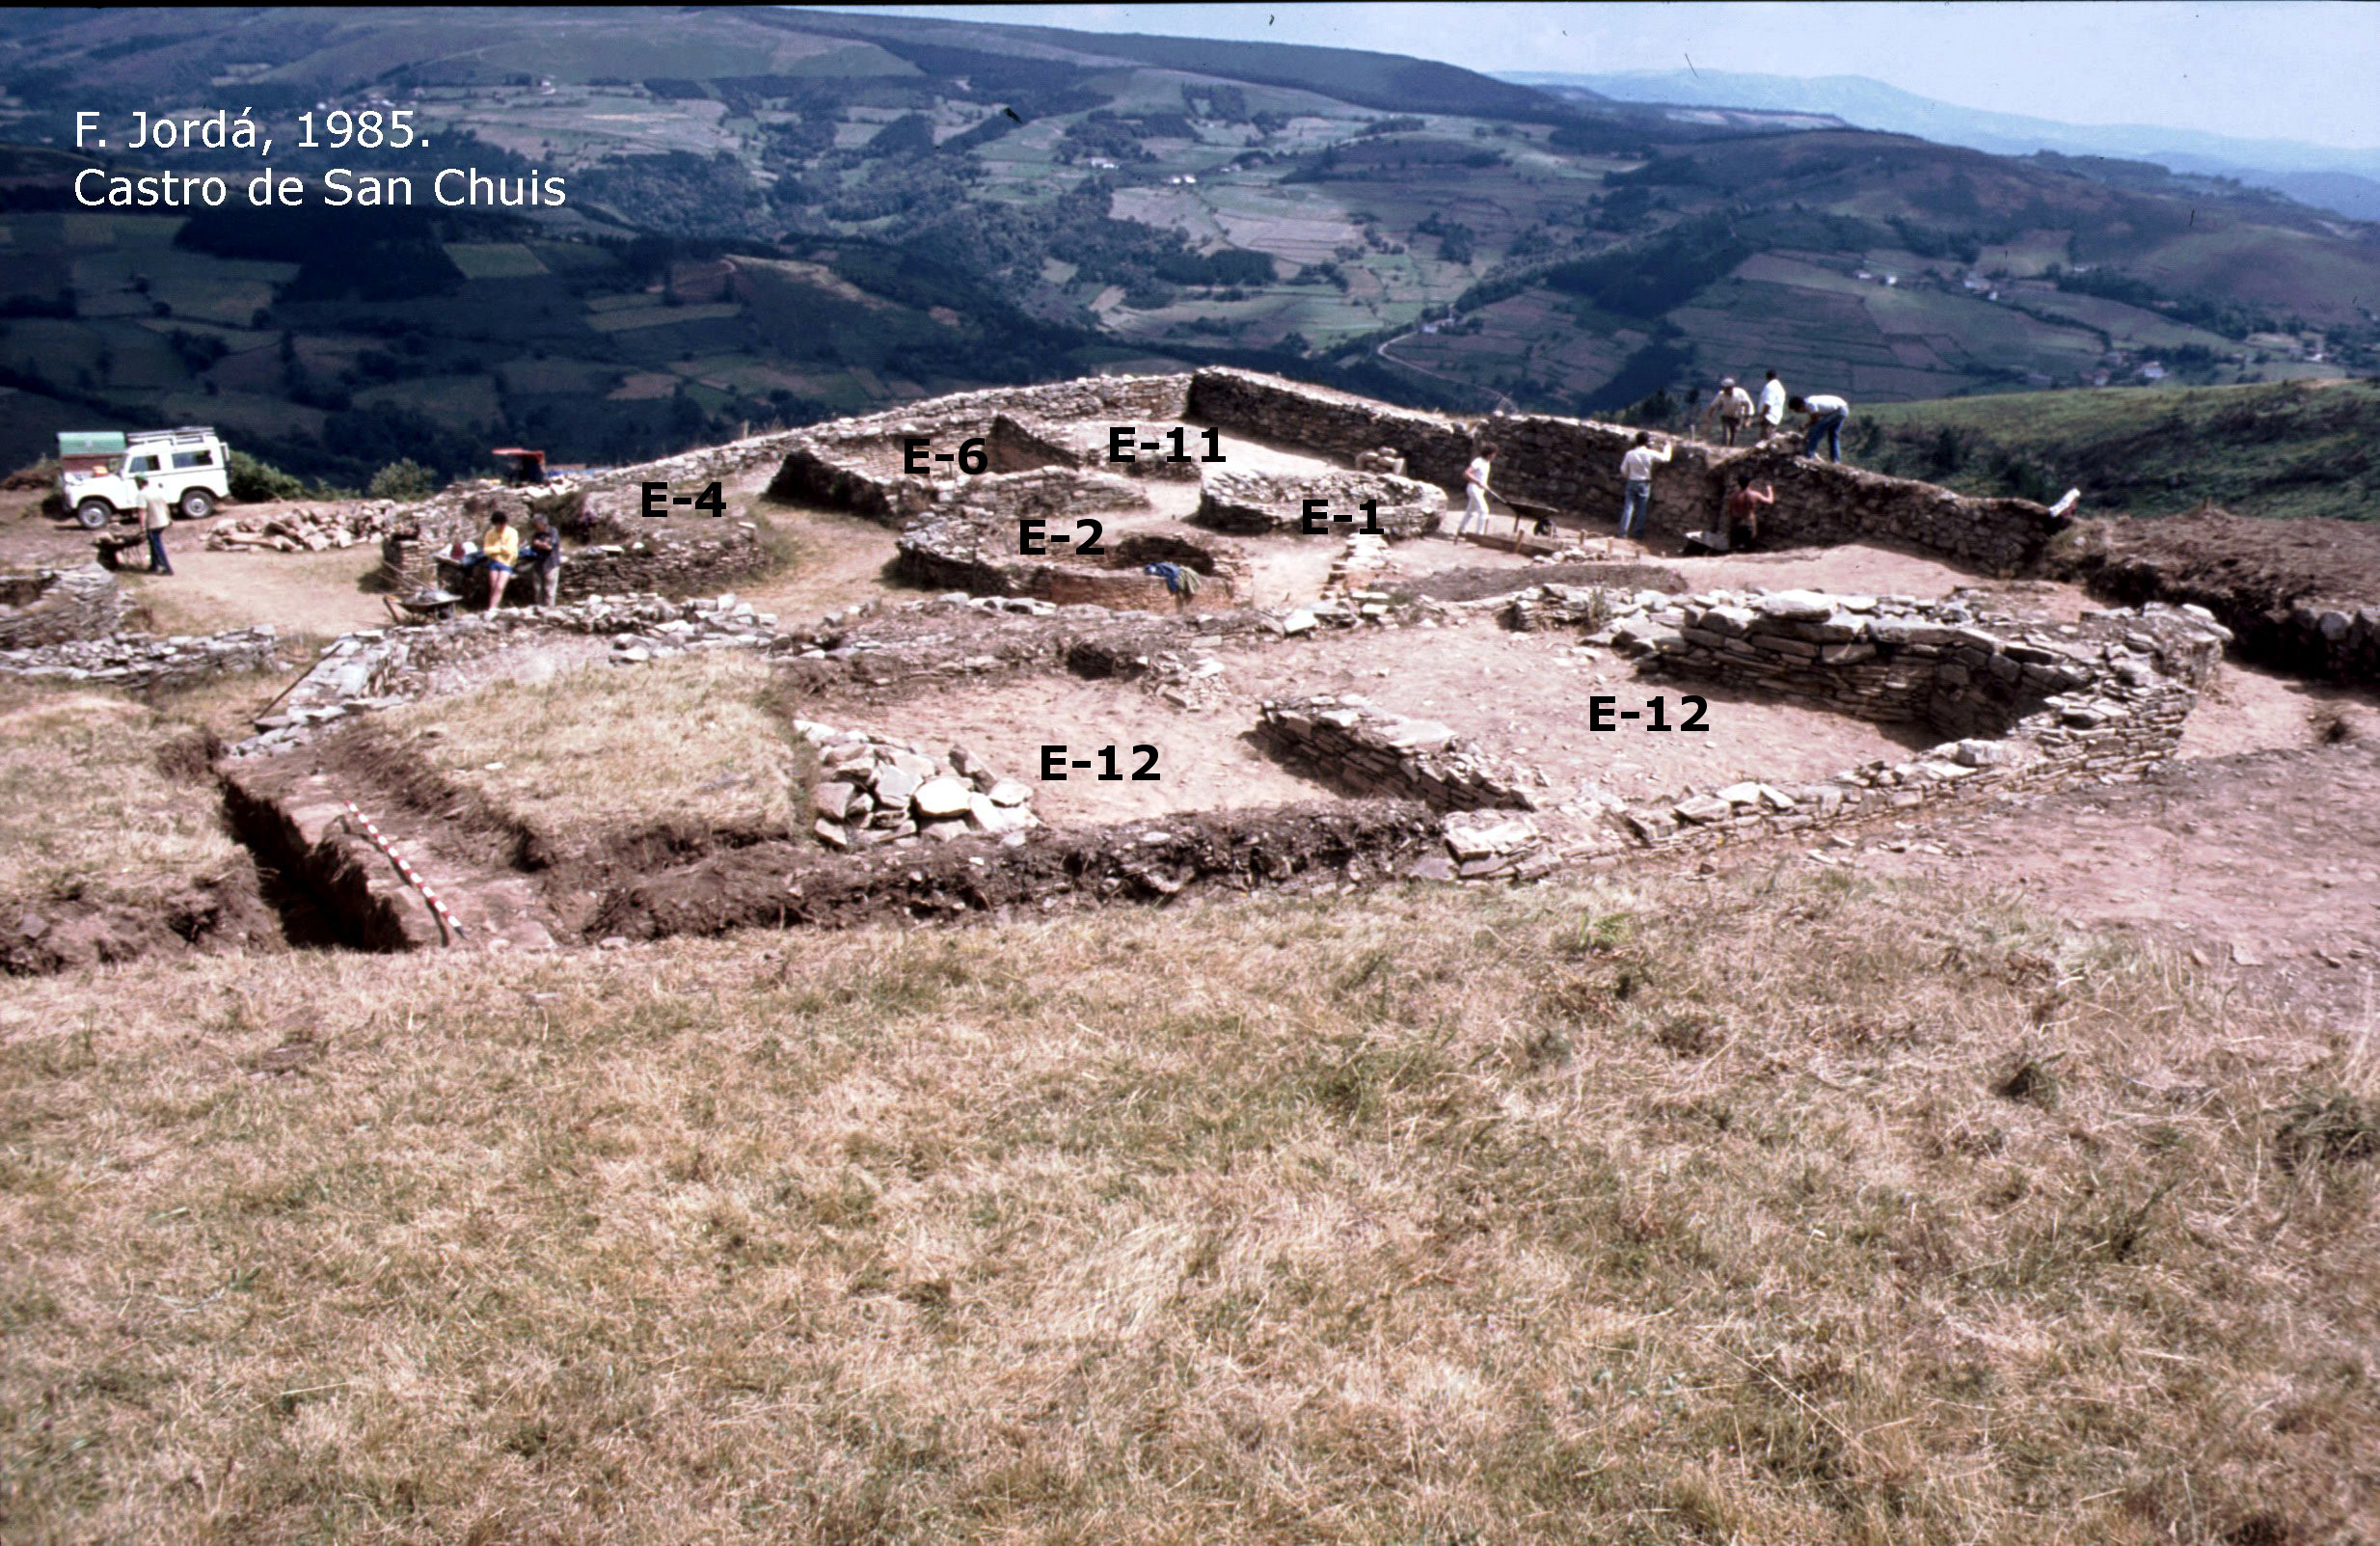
[1504,69,2380,221]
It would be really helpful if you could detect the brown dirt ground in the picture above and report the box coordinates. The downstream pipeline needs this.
[2070,506,2380,612]
[1215,617,1936,804]
[1826,737,2380,1028]
[3,500,391,638]
[798,672,1338,826]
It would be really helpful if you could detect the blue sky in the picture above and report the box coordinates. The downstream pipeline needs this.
[815,3,2380,151]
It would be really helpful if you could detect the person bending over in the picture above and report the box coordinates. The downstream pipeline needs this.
[1789,393,1852,464]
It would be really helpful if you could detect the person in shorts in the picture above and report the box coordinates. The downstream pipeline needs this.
[478,509,520,610]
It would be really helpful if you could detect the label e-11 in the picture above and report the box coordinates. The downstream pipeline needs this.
[1109,426,1225,465]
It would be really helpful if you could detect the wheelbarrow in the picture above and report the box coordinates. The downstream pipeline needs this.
[383,586,461,626]
[93,530,155,572]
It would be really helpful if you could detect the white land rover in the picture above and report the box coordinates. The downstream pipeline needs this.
[65,427,232,529]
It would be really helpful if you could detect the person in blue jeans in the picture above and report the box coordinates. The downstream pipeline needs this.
[134,475,175,575]
[1616,430,1673,541]
[1789,393,1852,463]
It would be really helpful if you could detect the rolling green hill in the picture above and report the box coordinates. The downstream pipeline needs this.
[1854,378,2380,522]
[2,7,2373,487]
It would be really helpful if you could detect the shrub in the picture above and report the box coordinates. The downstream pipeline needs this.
[227,449,306,502]
[365,458,440,502]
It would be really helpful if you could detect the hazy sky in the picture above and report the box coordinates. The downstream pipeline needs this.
[821,2,2380,151]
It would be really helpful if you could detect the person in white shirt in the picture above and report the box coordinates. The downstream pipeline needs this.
[1757,369,1788,436]
[1459,446,1495,537]
[1788,393,1853,464]
[1700,376,1755,447]
[1616,431,1672,541]
[134,475,175,576]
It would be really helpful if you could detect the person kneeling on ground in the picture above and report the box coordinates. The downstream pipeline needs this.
[133,474,175,576]
[527,517,562,607]
[478,509,520,610]
[1789,393,1852,463]
[1617,430,1672,541]
[1725,476,1775,551]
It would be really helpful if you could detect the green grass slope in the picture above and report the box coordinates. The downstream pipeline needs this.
[1856,378,2380,521]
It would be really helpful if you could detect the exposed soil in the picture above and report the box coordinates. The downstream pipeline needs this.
[1671,538,2051,603]
[1213,616,1938,804]
[2058,507,2380,676]
[589,799,1441,940]
[801,672,1337,825]
[2178,659,2380,760]
[1836,738,2380,1028]
[1,865,277,975]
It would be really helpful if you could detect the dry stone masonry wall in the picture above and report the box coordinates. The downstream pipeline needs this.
[1,625,282,692]
[1194,469,1446,540]
[1518,589,2229,863]
[1256,696,1541,812]
[770,374,1197,525]
[1184,368,2068,571]
[0,566,127,648]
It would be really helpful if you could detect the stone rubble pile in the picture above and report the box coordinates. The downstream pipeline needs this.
[0,626,283,691]
[1257,695,1541,812]
[205,503,413,552]
[1422,812,1555,883]
[794,722,1041,850]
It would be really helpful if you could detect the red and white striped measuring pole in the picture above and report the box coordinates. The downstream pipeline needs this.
[341,801,468,945]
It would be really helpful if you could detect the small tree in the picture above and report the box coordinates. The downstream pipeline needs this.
[228,449,307,502]
[366,458,440,502]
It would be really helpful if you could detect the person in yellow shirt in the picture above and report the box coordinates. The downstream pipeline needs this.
[478,510,521,610]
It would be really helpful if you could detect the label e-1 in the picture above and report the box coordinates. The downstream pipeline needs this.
[1302,498,1382,535]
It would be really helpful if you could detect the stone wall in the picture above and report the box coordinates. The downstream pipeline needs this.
[896,498,1247,612]
[1195,468,1447,540]
[1557,591,2230,859]
[796,720,1041,851]
[0,565,126,648]
[770,374,1196,525]
[1182,368,2067,571]
[1256,696,1540,812]
[1,625,282,692]
[1643,589,2224,737]
[1187,368,1477,489]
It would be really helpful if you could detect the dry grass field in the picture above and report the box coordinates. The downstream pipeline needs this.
[380,655,810,836]
[0,686,239,911]
[4,868,2373,1543]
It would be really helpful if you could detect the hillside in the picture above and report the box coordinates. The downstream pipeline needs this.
[1516,69,2380,221]
[3,7,2376,486]
[1855,377,2380,521]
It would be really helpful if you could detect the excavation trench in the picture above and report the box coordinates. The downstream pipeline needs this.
[211,732,1446,953]
[217,773,423,953]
